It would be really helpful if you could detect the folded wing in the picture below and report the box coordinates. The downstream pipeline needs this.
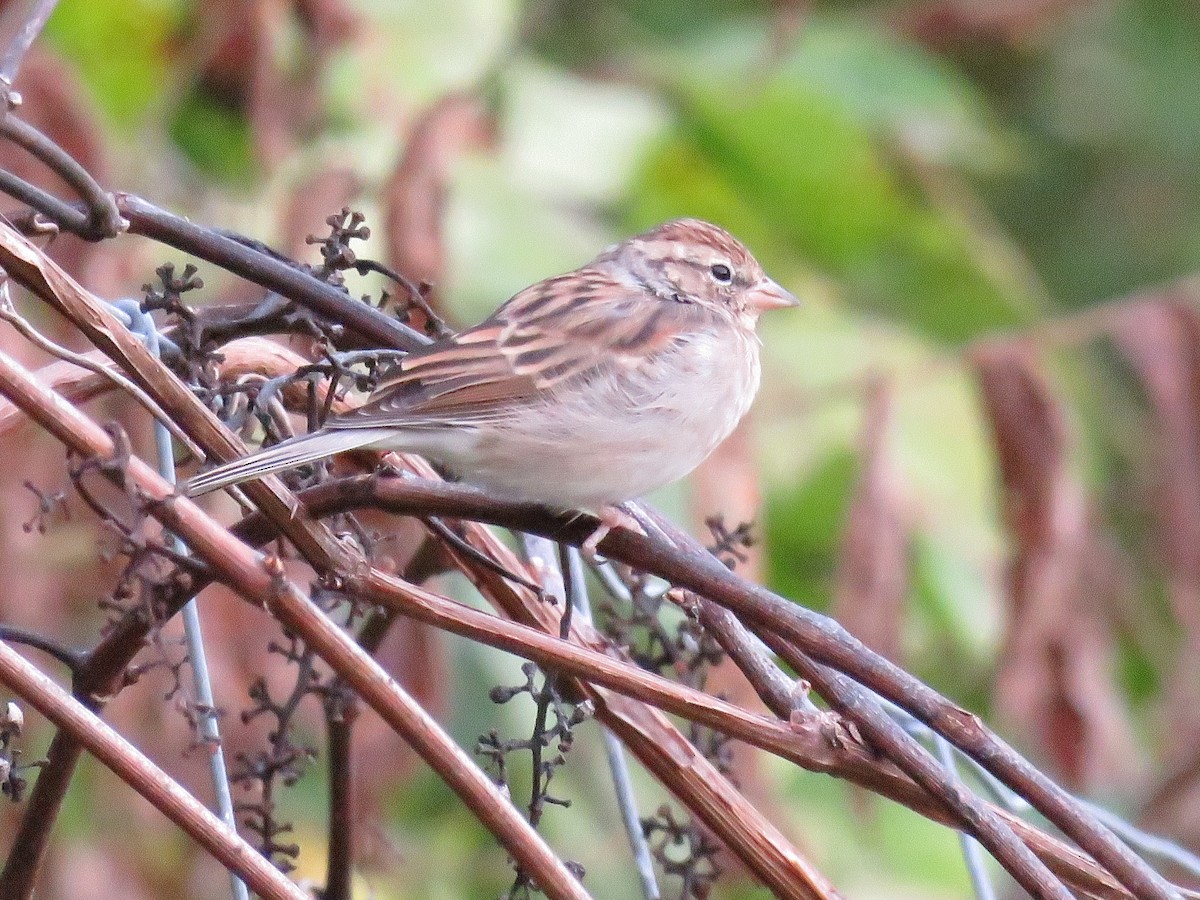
[327,267,698,431]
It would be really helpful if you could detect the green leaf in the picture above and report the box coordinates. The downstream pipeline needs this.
[764,448,858,611]
[45,0,182,127]
[168,86,256,185]
[779,18,1006,169]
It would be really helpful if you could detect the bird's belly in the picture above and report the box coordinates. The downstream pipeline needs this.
[461,426,703,509]
[443,342,759,509]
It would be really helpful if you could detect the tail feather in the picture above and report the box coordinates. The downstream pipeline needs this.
[185,428,389,496]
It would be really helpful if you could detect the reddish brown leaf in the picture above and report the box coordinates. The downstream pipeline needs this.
[832,379,909,663]
[295,0,359,52]
[1111,296,1200,774]
[895,0,1088,48]
[190,0,359,167]
[973,340,1135,787]
[48,840,159,900]
[382,93,494,323]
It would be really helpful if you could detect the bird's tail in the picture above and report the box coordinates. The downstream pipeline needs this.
[185,428,390,496]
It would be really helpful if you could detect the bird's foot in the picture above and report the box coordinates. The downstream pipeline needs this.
[377,451,407,477]
[581,505,645,563]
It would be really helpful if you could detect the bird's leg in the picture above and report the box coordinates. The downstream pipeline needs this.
[581,505,645,562]
[378,450,407,476]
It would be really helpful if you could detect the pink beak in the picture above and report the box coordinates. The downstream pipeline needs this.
[746,277,800,313]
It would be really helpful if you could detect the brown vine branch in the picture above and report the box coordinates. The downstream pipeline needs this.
[117,194,430,353]
[282,475,1143,899]
[2,321,1161,897]
[322,608,394,900]
[255,472,1181,900]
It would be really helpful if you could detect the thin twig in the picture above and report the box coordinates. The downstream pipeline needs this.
[139,310,246,900]
[117,194,430,352]
[323,693,356,900]
[322,609,396,900]
[423,513,544,593]
[934,735,999,900]
[352,257,452,338]
[0,624,86,674]
[344,470,844,900]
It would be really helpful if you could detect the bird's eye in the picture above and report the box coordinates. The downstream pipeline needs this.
[710,263,733,283]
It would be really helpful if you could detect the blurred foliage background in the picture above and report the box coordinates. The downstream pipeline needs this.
[4,0,1200,897]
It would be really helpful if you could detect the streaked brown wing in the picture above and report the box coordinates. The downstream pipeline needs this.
[327,267,689,430]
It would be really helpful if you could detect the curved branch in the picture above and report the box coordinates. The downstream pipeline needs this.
[3,191,430,351]
[0,113,121,238]
[0,624,86,673]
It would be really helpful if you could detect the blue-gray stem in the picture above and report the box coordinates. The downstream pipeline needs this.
[934,734,997,900]
[884,695,1200,882]
[136,305,248,900]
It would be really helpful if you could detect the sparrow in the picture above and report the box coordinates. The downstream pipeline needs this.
[186,218,798,542]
